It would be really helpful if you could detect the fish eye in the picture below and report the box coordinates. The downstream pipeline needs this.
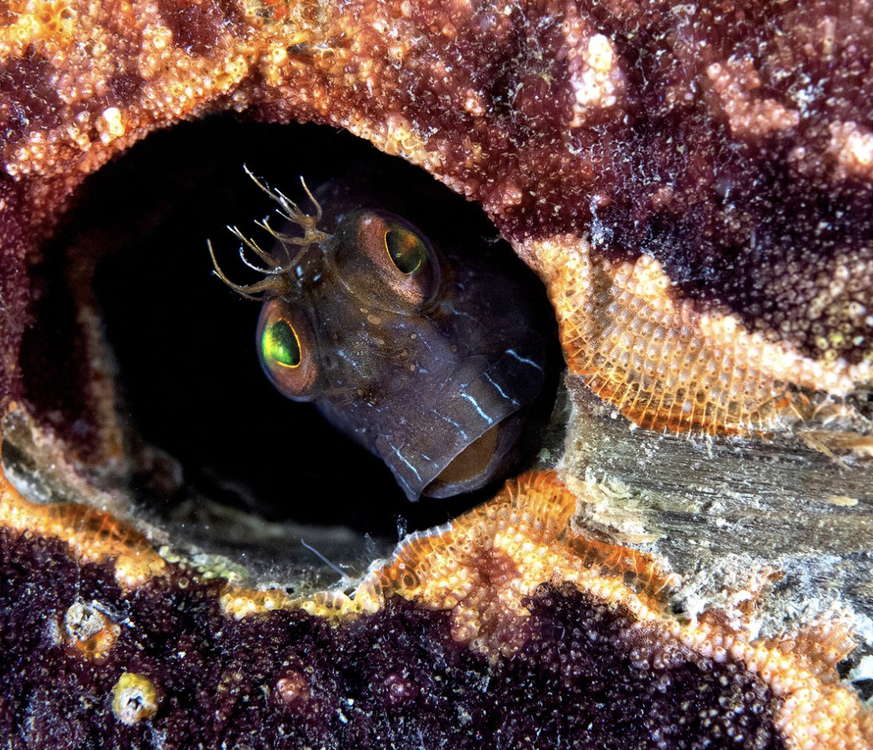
[384,225,427,275]
[256,300,320,401]
[262,319,301,368]
[329,211,441,311]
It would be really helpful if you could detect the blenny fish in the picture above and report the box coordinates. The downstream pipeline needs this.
[210,164,554,500]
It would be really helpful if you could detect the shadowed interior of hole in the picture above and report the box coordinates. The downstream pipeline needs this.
[64,115,559,538]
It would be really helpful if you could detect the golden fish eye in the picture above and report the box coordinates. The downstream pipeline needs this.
[262,319,301,368]
[384,226,427,275]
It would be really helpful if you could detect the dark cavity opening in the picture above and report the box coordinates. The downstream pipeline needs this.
[16,116,559,548]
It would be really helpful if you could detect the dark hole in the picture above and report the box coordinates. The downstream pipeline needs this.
[20,115,559,545]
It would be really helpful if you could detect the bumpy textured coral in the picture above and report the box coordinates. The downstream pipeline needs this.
[1,0,872,746]
[536,237,864,432]
[1,0,872,434]
[2,470,870,747]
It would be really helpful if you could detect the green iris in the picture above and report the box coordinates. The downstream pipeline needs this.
[262,320,301,368]
[384,226,427,275]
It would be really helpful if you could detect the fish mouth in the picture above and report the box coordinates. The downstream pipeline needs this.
[420,414,526,499]
[376,349,545,500]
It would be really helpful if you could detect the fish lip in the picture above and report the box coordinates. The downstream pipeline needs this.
[376,350,545,500]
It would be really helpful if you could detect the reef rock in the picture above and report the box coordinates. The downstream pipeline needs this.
[1,0,872,746]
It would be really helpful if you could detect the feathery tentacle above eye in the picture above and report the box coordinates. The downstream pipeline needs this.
[208,170,329,300]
